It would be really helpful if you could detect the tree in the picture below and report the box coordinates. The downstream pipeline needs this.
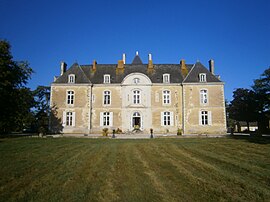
[0,40,34,133]
[32,86,50,134]
[228,88,259,131]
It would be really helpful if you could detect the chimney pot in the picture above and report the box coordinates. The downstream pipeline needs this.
[148,53,152,61]
[92,60,97,71]
[136,51,139,56]
[122,53,126,64]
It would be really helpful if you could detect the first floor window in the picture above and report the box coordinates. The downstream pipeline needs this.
[163,90,171,104]
[133,90,140,104]
[200,111,212,125]
[100,112,113,126]
[67,90,74,105]
[64,111,75,127]
[103,91,111,105]
[200,89,208,104]
[161,111,174,126]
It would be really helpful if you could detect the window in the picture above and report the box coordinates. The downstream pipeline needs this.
[103,112,110,126]
[199,73,206,82]
[103,91,111,105]
[200,111,212,125]
[100,112,113,126]
[133,78,140,84]
[68,74,75,83]
[67,91,74,105]
[200,89,208,104]
[161,111,174,126]
[163,90,171,104]
[104,74,110,84]
[64,111,75,126]
[163,74,170,83]
[133,90,140,104]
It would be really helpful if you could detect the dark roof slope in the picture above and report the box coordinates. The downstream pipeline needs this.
[54,63,91,84]
[132,55,143,64]
[183,62,221,83]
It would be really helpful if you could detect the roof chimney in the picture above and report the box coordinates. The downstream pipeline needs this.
[60,61,67,76]
[209,59,214,74]
[122,53,126,64]
[148,53,153,69]
[180,59,188,77]
[117,60,124,69]
[92,60,97,71]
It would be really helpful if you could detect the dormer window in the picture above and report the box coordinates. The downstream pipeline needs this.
[199,73,206,82]
[133,78,140,84]
[68,74,75,83]
[104,74,110,84]
[163,74,170,83]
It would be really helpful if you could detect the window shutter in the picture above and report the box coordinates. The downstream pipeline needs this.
[100,112,103,126]
[161,112,164,126]
[62,111,66,127]
[72,112,76,127]
[171,112,174,126]
[208,111,212,125]
[199,111,202,125]
[109,112,113,127]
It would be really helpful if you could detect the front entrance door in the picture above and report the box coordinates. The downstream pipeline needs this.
[132,112,141,128]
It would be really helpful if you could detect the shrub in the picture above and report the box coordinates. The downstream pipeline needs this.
[102,128,109,136]
[116,128,122,134]
[177,128,182,136]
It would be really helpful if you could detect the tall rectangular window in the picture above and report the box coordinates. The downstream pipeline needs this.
[133,90,140,104]
[103,112,110,126]
[104,74,110,84]
[163,90,171,104]
[201,111,208,125]
[103,91,111,105]
[200,89,208,104]
[67,91,74,105]
[66,112,74,126]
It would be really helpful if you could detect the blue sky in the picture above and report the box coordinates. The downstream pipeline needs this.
[0,0,269,101]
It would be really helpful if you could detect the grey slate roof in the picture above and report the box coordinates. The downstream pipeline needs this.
[183,62,221,83]
[132,55,143,64]
[53,61,222,84]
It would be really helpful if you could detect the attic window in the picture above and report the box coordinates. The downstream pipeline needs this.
[104,74,110,84]
[68,74,75,83]
[199,73,206,82]
[134,78,140,84]
[163,74,170,83]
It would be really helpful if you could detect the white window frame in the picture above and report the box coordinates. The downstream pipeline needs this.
[133,90,141,104]
[67,90,74,105]
[163,74,170,83]
[161,111,174,126]
[100,112,113,127]
[199,73,206,82]
[63,111,75,127]
[104,74,111,84]
[200,110,212,125]
[103,90,111,105]
[163,90,171,105]
[68,74,75,83]
[200,89,208,105]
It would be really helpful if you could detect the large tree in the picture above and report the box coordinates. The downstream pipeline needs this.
[228,88,259,131]
[0,40,34,133]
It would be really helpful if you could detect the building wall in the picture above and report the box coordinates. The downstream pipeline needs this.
[183,83,226,134]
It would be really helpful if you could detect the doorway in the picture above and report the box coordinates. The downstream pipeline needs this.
[132,112,141,128]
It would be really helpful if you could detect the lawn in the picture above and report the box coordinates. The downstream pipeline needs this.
[0,136,269,202]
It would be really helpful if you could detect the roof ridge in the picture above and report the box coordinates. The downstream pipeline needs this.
[183,63,196,82]
[77,63,92,83]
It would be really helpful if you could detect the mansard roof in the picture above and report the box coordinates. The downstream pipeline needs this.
[53,61,222,84]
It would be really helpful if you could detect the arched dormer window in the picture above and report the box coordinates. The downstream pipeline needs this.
[68,74,75,83]
[199,73,206,82]
[163,74,170,83]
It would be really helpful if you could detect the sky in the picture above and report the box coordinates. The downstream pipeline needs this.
[0,0,269,101]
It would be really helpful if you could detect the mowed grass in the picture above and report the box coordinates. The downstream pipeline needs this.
[0,137,270,202]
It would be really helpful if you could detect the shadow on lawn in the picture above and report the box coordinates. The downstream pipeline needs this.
[230,134,270,144]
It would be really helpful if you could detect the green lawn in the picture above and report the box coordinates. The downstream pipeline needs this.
[0,136,269,202]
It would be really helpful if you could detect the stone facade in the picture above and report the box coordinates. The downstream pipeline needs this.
[50,53,226,135]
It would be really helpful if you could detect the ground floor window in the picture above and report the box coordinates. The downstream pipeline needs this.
[200,111,212,125]
[161,111,174,126]
[100,112,113,127]
[64,111,75,127]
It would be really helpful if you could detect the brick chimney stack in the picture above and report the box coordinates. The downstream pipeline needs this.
[180,59,188,77]
[92,60,97,71]
[60,61,67,76]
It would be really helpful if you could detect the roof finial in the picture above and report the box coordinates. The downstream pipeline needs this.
[136,51,139,56]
